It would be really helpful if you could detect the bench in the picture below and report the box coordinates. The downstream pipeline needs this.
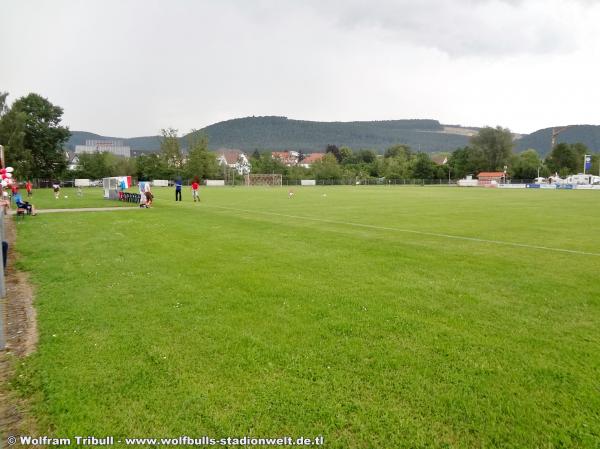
[127,193,141,203]
[16,208,27,222]
[119,193,140,203]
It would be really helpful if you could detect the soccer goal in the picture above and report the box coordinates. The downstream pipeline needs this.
[245,174,282,186]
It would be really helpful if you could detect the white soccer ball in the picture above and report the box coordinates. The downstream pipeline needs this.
[64,195,68,198]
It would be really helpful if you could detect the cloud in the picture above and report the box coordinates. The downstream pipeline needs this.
[3,0,600,135]
[297,0,588,57]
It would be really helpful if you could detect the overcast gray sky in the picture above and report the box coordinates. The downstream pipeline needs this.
[2,0,599,137]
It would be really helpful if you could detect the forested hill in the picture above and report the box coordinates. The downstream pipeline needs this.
[515,125,600,155]
[67,117,600,155]
[189,116,470,152]
[68,117,473,153]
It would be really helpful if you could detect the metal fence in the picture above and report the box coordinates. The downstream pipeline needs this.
[31,178,537,188]
[280,178,536,186]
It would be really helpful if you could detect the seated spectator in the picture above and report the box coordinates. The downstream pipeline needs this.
[13,193,37,215]
[0,199,10,215]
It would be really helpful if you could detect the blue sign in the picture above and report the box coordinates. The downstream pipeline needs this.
[585,155,592,171]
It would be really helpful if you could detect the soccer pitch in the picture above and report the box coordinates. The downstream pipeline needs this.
[11,186,600,448]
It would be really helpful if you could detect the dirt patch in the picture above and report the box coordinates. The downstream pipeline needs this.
[0,215,41,444]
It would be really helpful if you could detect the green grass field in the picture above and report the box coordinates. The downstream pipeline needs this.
[19,187,137,210]
[10,186,600,448]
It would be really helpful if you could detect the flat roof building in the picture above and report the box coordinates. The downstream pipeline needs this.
[75,140,131,158]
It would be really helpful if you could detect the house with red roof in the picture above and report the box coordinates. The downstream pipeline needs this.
[216,148,251,175]
[271,151,300,166]
[477,171,506,184]
[299,153,325,168]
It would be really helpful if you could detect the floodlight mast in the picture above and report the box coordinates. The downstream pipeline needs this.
[550,126,572,154]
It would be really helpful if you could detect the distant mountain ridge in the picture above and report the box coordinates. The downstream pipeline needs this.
[66,117,600,155]
[514,125,600,154]
[192,116,474,153]
[66,131,161,153]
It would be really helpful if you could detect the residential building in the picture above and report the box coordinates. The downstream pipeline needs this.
[66,152,80,171]
[299,153,325,168]
[216,148,251,175]
[272,151,300,166]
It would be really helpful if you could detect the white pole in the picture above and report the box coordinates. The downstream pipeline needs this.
[0,214,5,350]
[0,145,6,349]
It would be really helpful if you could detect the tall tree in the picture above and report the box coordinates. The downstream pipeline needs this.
[384,144,412,159]
[311,153,342,180]
[470,126,513,171]
[0,106,30,175]
[0,92,8,116]
[253,153,285,174]
[412,152,434,179]
[160,127,183,177]
[545,142,588,176]
[448,146,486,179]
[74,152,104,179]
[339,146,354,164]
[381,156,409,179]
[0,93,70,179]
[186,132,219,179]
[136,153,168,180]
[325,144,342,163]
[356,149,377,164]
[511,149,544,179]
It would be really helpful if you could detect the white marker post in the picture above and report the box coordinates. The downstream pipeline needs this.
[0,144,5,350]
[0,213,5,350]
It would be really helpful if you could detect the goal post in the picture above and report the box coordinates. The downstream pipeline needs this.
[245,174,282,186]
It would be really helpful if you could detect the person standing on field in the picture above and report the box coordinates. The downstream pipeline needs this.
[26,180,33,197]
[52,181,61,199]
[191,177,200,202]
[175,178,182,201]
[10,181,18,203]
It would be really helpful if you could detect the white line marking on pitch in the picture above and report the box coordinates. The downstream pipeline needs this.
[207,205,600,257]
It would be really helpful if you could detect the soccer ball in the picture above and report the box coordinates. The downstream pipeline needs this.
[64,195,68,199]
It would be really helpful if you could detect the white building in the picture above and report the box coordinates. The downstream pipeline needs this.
[66,152,80,171]
[216,148,251,175]
[75,140,131,158]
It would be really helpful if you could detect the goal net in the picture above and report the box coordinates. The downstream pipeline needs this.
[245,174,283,186]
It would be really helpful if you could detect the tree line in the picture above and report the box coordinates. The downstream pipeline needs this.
[1,92,598,182]
[250,127,599,181]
